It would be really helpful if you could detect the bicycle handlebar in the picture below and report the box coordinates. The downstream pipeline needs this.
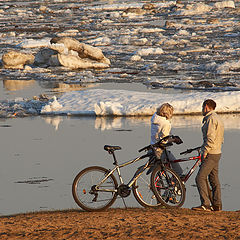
[180,146,201,155]
[138,135,183,153]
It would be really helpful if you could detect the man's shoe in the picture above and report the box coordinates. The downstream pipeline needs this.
[211,205,222,211]
[192,205,212,212]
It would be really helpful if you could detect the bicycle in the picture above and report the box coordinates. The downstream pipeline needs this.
[72,135,182,211]
[150,144,212,208]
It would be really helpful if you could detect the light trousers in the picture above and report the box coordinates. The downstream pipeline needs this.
[196,154,222,207]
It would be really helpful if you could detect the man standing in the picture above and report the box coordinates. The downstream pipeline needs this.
[192,99,224,212]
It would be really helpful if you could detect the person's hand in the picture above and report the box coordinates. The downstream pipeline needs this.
[203,152,207,159]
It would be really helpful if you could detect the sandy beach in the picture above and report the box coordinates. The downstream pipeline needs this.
[1,208,240,239]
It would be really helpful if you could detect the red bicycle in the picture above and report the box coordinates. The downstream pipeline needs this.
[173,146,202,183]
[150,142,212,208]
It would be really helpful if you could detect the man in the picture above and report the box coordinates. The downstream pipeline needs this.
[192,99,224,212]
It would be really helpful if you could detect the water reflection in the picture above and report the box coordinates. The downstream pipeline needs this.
[1,78,99,100]
[95,117,123,130]
[3,80,98,93]
[49,83,98,93]
[44,116,63,131]
[3,80,35,91]
[43,114,240,131]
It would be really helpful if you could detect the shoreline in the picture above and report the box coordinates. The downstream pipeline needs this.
[1,208,240,239]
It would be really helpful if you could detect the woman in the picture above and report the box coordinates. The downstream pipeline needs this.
[150,103,183,176]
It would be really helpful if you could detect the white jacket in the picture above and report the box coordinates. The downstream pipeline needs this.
[150,113,171,144]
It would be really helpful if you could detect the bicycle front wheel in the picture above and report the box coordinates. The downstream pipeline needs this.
[132,167,162,208]
[72,166,118,211]
[151,166,186,208]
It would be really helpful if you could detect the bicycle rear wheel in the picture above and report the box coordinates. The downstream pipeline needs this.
[132,167,161,208]
[72,166,118,211]
[151,166,186,208]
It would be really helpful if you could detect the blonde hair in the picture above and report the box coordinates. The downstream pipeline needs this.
[156,103,174,120]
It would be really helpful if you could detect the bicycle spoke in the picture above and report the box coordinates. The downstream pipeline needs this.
[133,167,162,208]
[72,166,118,211]
[151,167,186,208]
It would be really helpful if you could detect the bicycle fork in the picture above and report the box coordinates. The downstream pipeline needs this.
[154,166,180,203]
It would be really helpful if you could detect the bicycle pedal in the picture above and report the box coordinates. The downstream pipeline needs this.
[177,190,182,195]
[169,197,179,204]
[151,195,156,200]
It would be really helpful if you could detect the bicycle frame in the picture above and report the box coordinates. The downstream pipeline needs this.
[95,152,153,193]
[94,135,183,194]
[151,146,215,208]
[164,148,202,183]
[73,135,191,211]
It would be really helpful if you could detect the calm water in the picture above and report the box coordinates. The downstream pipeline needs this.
[0,114,239,216]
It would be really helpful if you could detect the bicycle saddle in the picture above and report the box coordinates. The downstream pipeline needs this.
[104,145,122,151]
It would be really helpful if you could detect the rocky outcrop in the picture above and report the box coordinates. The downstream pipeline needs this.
[50,37,110,63]
[49,37,110,69]
[2,37,110,70]
[2,51,34,69]
[34,48,60,67]
[57,54,110,69]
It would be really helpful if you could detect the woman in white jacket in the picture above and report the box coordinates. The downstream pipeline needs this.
[150,103,183,177]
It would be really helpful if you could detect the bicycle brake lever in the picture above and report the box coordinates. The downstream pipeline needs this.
[180,149,191,155]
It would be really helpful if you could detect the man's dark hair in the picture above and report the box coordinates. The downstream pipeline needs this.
[203,99,216,110]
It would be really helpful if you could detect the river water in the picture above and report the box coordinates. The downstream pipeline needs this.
[0,113,239,215]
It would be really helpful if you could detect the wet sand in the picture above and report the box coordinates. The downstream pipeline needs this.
[0,208,240,239]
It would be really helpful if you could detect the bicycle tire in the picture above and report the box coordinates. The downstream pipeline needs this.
[72,166,118,211]
[151,166,186,208]
[132,167,162,208]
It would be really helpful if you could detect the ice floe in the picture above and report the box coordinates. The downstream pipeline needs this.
[1,0,240,91]
[41,89,240,116]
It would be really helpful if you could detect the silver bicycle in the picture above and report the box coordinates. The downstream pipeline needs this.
[72,136,182,211]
